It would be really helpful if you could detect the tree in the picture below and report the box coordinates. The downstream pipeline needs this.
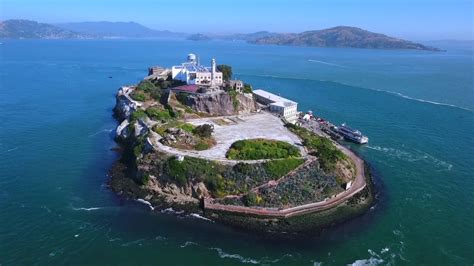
[193,124,214,138]
[217,64,232,81]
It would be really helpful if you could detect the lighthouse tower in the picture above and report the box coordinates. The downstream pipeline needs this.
[211,58,217,86]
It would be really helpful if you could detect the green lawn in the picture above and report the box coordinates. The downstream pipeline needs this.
[226,139,301,160]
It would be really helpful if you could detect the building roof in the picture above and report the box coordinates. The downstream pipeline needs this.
[253,89,297,107]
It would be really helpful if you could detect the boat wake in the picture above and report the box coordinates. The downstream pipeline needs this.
[88,128,113,137]
[179,241,290,264]
[235,73,472,112]
[307,59,348,68]
[366,145,453,171]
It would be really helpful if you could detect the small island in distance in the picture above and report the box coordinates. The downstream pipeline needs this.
[0,19,441,51]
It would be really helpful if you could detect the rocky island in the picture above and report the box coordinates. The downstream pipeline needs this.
[109,54,375,233]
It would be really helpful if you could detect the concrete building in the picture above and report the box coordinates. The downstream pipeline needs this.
[253,89,298,123]
[145,66,171,81]
[228,80,244,91]
[171,54,223,87]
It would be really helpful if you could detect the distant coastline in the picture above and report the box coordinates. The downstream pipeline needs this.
[1,19,443,51]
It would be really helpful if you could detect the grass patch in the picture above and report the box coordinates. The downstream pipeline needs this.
[146,107,172,121]
[264,158,304,178]
[226,139,301,160]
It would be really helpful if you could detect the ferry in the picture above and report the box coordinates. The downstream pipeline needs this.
[337,123,369,144]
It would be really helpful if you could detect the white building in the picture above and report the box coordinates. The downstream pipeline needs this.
[171,54,223,87]
[253,89,298,123]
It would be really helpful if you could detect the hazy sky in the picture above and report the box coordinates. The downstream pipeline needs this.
[1,0,473,40]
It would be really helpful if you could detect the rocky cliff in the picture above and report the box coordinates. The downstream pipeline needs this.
[179,91,257,116]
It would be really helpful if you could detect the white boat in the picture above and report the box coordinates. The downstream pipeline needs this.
[337,123,369,144]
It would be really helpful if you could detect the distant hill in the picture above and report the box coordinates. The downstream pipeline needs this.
[56,21,187,38]
[0,19,93,39]
[250,26,441,51]
[187,33,212,41]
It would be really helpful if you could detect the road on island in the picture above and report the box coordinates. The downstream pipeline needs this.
[203,138,367,218]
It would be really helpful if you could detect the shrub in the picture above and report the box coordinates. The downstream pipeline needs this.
[146,107,172,121]
[130,90,147,102]
[194,140,210,151]
[193,124,214,138]
[136,80,156,93]
[130,110,147,122]
[243,191,258,206]
[217,64,232,81]
[226,139,301,160]
[243,83,252,94]
[165,157,222,192]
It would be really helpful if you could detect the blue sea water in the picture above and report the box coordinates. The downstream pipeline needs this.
[0,39,473,265]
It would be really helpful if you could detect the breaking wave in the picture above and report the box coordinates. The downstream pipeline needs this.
[189,213,213,222]
[136,199,154,210]
[366,145,452,171]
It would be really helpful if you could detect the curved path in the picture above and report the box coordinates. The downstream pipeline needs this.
[204,143,367,218]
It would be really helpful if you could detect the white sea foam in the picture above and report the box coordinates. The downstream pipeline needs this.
[189,213,213,222]
[180,241,197,248]
[136,199,154,210]
[308,59,347,68]
[348,257,384,266]
[210,247,260,264]
[366,145,453,171]
[121,238,146,247]
[72,207,102,211]
[160,207,185,214]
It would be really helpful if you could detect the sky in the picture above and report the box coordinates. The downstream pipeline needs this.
[1,0,473,40]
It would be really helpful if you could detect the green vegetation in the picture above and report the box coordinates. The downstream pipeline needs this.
[264,158,304,178]
[165,157,224,195]
[145,107,172,121]
[153,121,195,135]
[130,90,147,102]
[242,191,263,206]
[226,139,301,160]
[227,89,239,111]
[243,83,252,94]
[192,124,214,138]
[287,124,347,172]
[130,109,147,122]
[217,64,232,81]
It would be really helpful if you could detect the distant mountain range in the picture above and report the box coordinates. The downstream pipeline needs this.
[199,27,442,51]
[0,20,93,39]
[0,19,441,51]
[56,21,187,38]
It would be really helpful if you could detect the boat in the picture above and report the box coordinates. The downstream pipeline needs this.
[337,123,369,144]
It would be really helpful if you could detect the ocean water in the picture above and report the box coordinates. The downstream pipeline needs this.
[0,39,473,265]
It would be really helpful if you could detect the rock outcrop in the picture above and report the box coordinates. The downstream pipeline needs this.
[180,91,257,116]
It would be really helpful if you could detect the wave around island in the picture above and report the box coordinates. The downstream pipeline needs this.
[236,73,473,113]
